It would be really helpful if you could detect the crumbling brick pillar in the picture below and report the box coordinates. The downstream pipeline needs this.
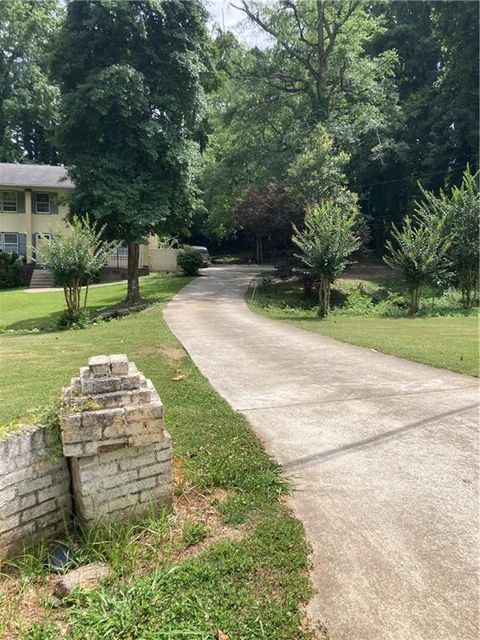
[60,355,172,526]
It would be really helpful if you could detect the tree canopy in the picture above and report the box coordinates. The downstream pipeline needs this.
[2,0,478,268]
[53,0,208,302]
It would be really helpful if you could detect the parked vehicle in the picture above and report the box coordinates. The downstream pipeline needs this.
[190,245,210,266]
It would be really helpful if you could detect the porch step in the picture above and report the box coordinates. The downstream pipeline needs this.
[29,269,56,288]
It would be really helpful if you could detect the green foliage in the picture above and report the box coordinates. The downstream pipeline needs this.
[0,0,63,162]
[285,124,351,208]
[20,622,59,640]
[0,252,22,289]
[177,248,203,276]
[182,522,209,548]
[446,168,480,306]
[1,278,312,639]
[384,207,450,315]
[39,217,116,323]
[157,236,180,250]
[202,1,399,238]
[53,0,208,303]
[292,200,361,316]
[247,276,479,376]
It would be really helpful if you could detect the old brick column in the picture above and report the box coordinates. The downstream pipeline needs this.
[60,355,172,526]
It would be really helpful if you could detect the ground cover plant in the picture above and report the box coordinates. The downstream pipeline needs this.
[248,272,479,377]
[0,275,314,640]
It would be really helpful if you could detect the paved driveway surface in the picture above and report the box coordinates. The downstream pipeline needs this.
[164,265,479,640]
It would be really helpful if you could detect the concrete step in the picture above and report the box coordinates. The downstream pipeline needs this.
[29,269,55,288]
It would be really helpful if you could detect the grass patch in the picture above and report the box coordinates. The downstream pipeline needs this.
[248,276,479,377]
[0,274,182,332]
[0,275,314,639]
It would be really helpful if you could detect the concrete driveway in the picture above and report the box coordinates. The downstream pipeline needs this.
[164,265,479,640]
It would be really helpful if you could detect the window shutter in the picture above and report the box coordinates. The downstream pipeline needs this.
[17,191,25,213]
[50,192,58,214]
[32,192,38,213]
[18,233,26,256]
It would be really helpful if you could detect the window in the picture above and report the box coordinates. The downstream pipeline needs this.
[1,191,18,212]
[36,193,50,213]
[0,233,19,254]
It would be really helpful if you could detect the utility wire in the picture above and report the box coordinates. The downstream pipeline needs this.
[354,169,454,190]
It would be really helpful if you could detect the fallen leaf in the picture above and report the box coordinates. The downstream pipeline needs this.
[172,374,185,382]
[218,632,230,640]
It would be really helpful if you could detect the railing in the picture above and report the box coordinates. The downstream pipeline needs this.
[106,253,128,269]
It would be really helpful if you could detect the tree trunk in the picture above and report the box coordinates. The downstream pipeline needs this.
[255,237,263,264]
[409,285,421,315]
[126,243,141,305]
[318,275,330,317]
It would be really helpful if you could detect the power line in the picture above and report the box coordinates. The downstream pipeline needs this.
[354,169,455,189]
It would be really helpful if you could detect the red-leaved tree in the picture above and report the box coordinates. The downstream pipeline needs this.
[232,184,300,263]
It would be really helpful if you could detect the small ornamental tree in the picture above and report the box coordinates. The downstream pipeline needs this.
[384,209,450,315]
[417,167,480,307]
[40,217,116,323]
[447,168,480,306]
[232,184,300,263]
[292,200,361,317]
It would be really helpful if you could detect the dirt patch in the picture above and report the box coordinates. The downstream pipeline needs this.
[171,487,248,564]
[0,463,247,639]
[160,346,186,364]
[0,574,66,640]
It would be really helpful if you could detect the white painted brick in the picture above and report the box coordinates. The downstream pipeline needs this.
[137,462,161,480]
[0,513,20,534]
[134,476,158,492]
[139,486,171,505]
[21,499,56,523]
[62,443,83,457]
[3,493,37,516]
[118,450,156,471]
[97,483,135,503]
[130,433,165,448]
[154,447,172,464]
[109,354,129,376]
[107,493,140,513]
[0,467,34,489]
[0,485,17,508]
[17,474,52,496]
[89,355,111,378]
[37,482,70,504]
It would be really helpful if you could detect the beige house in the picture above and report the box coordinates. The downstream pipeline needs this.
[0,163,177,271]
[0,163,74,264]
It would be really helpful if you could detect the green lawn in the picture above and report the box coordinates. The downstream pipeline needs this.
[0,275,185,332]
[0,276,314,640]
[248,277,479,377]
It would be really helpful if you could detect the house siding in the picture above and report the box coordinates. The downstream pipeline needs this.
[0,188,70,263]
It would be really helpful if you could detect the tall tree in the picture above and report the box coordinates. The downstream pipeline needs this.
[427,1,479,184]
[0,0,63,163]
[54,0,208,303]
[202,0,399,240]
[363,0,479,248]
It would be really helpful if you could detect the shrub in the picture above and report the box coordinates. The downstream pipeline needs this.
[177,248,203,276]
[443,167,479,307]
[39,216,116,323]
[384,206,450,315]
[292,199,361,317]
[0,252,22,289]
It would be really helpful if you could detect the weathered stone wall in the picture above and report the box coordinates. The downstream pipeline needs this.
[61,355,173,526]
[0,355,172,558]
[0,426,71,559]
